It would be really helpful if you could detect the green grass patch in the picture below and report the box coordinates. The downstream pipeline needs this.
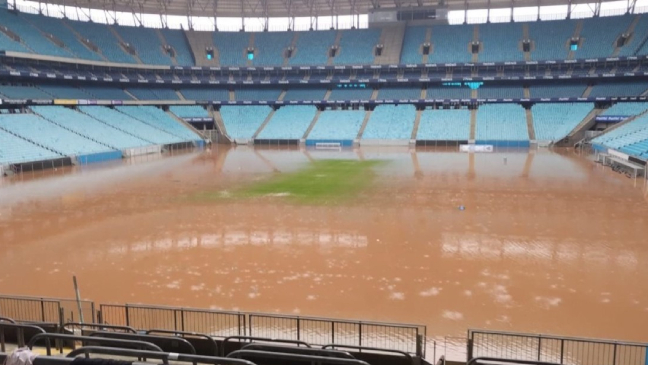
[195,159,384,204]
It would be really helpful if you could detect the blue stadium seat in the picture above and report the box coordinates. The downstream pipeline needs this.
[477,85,523,99]
[529,84,587,98]
[127,88,179,100]
[67,20,136,64]
[79,106,184,145]
[308,109,365,140]
[170,105,210,118]
[329,87,373,100]
[377,87,422,100]
[20,12,104,61]
[116,106,200,141]
[160,28,194,66]
[81,86,134,100]
[426,86,471,99]
[619,14,648,56]
[252,32,292,66]
[289,30,336,66]
[475,104,528,141]
[179,88,229,101]
[113,25,173,65]
[38,85,94,99]
[363,105,416,140]
[220,106,272,139]
[416,108,471,140]
[478,22,524,62]
[282,89,327,101]
[333,29,380,65]
[531,103,594,141]
[257,106,316,140]
[576,15,633,59]
[0,85,52,99]
[32,106,151,149]
[592,116,648,158]
[400,27,428,64]
[528,19,576,60]
[429,24,473,63]
[0,9,72,58]
[235,89,282,101]
[601,102,647,117]
[0,123,62,164]
[589,82,647,98]
[213,32,249,66]
[0,112,112,155]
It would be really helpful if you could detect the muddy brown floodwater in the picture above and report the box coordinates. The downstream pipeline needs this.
[0,146,646,359]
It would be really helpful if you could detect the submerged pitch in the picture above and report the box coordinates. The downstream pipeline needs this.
[198,159,383,204]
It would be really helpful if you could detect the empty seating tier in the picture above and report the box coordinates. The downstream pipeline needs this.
[79,106,184,145]
[416,108,471,141]
[32,106,150,150]
[257,106,316,140]
[0,112,111,155]
[116,106,200,141]
[308,109,365,140]
[363,105,416,140]
[592,116,648,159]
[220,106,272,140]
[170,105,210,118]
[531,103,594,142]
[0,125,62,164]
[333,29,381,65]
[602,102,647,117]
[476,104,529,142]
[289,31,336,66]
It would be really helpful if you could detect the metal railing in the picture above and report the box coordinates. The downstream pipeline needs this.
[248,313,425,357]
[0,295,95,324]
[0,295,61,323]
[99,304,246,337]
[98,304,425,357]
[467,329,648,365]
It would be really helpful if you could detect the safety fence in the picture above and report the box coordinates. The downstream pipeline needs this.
[468,329,648,365]
[0,295,95,324]
[98,304,425,357]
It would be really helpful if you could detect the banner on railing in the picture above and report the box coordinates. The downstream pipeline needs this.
[595,115,629,122]
[0,69,645,85]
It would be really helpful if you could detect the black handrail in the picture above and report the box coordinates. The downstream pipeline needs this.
[467,329,647,346]
[221,336,311,356]
[62,322,137,333]
[87,330,197,354]
[227,350,371,365]
[145,329,219,356]
[468,357,563,365]
[66,346,258,365]
[0,322,46,352]
[240,343,354,359]
[27,333,163,356]
[322,344,413,362]
[0,317,16,323]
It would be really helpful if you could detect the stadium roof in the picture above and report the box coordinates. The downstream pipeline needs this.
[39,0,631,20]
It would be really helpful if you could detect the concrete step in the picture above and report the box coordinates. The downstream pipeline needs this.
[470,109,477,140]
[302,110,322,139]
[356,109,373,139]
[411,109,423,140]
[251,108,276,140]
[525,108,536,140]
